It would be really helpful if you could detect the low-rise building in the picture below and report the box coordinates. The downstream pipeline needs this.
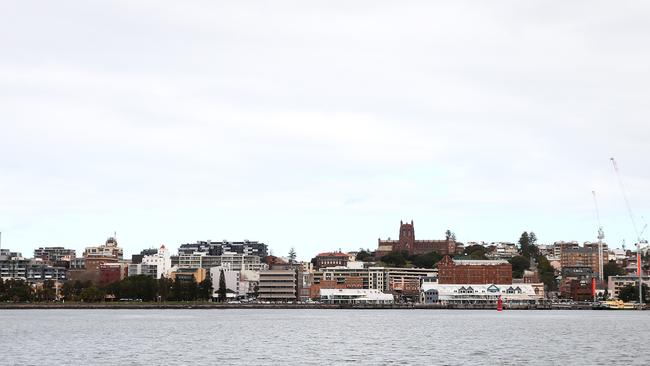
[131,248,159,265]
[25,262,67,282]
[210,267,241,298]
[608,275,650,300]
[84,237,123,261]
[258,269,298,302]
[487,242,518,259]
[437,256,512,285]
[128,263,158,278]
[178,240,268,258]
[99,263,126,286]
[169,267,207,284]
[310,276,363,299]
[33,247,76,265]
[0,250,30,280]
[314,266,435,295]
[319,288,394,304]
[420,283,544,304]
[312,252,349,269]
[560,266,595,300]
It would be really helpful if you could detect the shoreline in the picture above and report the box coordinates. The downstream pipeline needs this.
[0,303,636,310]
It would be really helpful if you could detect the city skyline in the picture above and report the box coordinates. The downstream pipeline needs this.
[2,2,649,259]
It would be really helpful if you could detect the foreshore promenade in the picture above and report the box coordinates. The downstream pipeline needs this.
[0,302,637,310]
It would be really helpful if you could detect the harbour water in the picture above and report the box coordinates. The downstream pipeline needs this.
[1,309,649,365]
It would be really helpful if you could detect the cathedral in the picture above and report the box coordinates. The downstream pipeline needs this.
[376,221,459,258]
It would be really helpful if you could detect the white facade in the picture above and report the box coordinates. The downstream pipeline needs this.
[491,242,518,259]
[141,245,172,279]
[178,253,268,271]
[211,266,241,296]
[128,263,158,278]
[317,266,435,293]
[319,289,394,304]
[607,275,650,300]
[421,283,543,304]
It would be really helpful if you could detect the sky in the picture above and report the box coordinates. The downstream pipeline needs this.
[1,1,650,260]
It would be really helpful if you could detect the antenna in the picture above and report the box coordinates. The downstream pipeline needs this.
[591,191,605,283]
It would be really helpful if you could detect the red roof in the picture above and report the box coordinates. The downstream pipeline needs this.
[316,252,349,257]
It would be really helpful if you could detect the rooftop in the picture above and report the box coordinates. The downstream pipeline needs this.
[316,252,349,257]
[453,259,509,265]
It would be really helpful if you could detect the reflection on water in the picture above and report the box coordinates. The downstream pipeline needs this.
[1,309,649,365]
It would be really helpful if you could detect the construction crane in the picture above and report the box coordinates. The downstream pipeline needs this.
[610,157,645,309]
[592,191,605,284]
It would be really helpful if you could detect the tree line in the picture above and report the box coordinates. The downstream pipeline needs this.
[0,275,216,303]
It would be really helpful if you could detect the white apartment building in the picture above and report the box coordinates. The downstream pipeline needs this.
[141,245,172,279]
[178,252,268,271]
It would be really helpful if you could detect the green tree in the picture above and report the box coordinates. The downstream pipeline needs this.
[356,249,374,262]
[61,281,76,301]
[99,275,166,302]
[463,245,487,260]
[618,284,636,302]
[445,230,457,241]
[199,275,213,301]
[157,277,173,301]
[509,255,530,278]
[618,283,650,303]
[171,278,183,301]
[518,232,529,249]
[3,279,33,302]
[380,251,408,267]
[187,278,198,301]
[80,286,103,302]
[409,251,442,269]
[603,261,625,281]
[34,280,57,302]
[537,255,558,291]
[288,247,297,264]
[217,269,227,302]
[518,231,540,259]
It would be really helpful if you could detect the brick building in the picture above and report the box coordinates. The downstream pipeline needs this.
[560,266,595,300]
[376,221,457,258]
[437,256,512,285]
[98,263,125,287]
[565,279,594,301]
[560,245,608,278]
[312,252,349,269]
[310,276,363,299]
[389,277,421,298]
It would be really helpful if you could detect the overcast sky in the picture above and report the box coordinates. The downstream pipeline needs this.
[1,1,649,260]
